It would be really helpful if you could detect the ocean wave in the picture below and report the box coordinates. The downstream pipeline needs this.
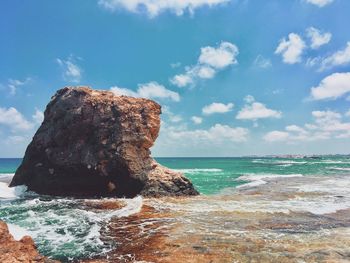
[294,177,350,195]
[0,173,15,183]
[237,173,303,182]
[277,164,293,167]
[1,196,143,260]
[252,160,307,165]
[0,182,27,199]
[7,223,30,241]
[309,160,350,164]
[327,167,350,171]
[153,175,350,216]
[236,173,303,189]
[0,178,143,260]
[173,168,223,174]
[252,159,350,165]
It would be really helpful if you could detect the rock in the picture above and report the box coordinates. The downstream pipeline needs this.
[10,87,198,197]
[0,220,59,263]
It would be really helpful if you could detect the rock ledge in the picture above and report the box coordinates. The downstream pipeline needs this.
[0,220,58,263]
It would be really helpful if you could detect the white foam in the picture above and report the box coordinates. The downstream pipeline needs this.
[0,195,143,259]
[275,160,307,165]
[236,180,266,188]
[0,182,27,199]
[278,164,293,167]
[7,223,30,241]
[173,168,223,174]
[310,160,350,164]
[294,177,350,196]
[153,176,350,216]
[251,160,306,165]
[236,173,303,189]
[103,196,143,219]
[0,173,15,183]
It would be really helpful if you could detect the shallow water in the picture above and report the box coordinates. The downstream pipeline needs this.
[1,156,350,262]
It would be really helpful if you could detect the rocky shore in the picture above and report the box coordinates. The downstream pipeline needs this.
[0,220,58,263]
[10,87,198,198]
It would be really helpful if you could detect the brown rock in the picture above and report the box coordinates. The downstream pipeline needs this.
[10,86,198,197]
[0,220,59,263]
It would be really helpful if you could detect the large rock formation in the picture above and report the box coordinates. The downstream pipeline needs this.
[10,87,198,197]
[0,221,59,263]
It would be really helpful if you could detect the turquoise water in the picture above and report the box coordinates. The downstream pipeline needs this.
[1,156,350,261]
[2,156,350,195]
[156,156,350,194]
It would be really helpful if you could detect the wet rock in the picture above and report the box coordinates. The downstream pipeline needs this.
[10,87,198,197]
[0,220,59,263]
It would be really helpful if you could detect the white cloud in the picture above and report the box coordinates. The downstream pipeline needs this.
[191,116,203,124]
[306,27,332,49]
[198,42,238,69]
[154,122,250,156]
[285,125,307,133]
[169,115,182,123]
[202,102,234,115]
[162,106,183,123]
[111,81,180,102]
[253,55,272,69]
[311,110,350,132]
[110,86,138,97]
[310,72,350,100]
[236,96,282,120]
[264,131,290,142]
[5,135,27,144]
[32,109,44,125]
[305,57,321,68]
[98,0,230,18]
[5,78,31,95]
[196,66,216,79]
[346,110,350,117]
[0,107,44,156]
[170,74,193,87]
[163,123,249,143]
[275,33,306,64]
[0,107,33,131]
[170,62,181,68]
[272,89,283,95]
[264,109,350,142]
[138,82,180,101]
[319,42,350,70]
[305,0,334,7]
[56,55,82,83]
[171,42,239,88]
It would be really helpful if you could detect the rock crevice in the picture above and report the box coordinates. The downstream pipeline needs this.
[10,87,198,197]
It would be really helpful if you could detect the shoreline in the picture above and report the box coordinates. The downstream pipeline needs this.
[1,165,350,262]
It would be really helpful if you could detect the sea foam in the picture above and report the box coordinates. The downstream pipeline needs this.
[0,182,27,199]
[236,173,303,189]
[0,174,143,261]
[173,168,223,174]
[7,223,30,241]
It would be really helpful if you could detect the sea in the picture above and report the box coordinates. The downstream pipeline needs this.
[1,156,350,262]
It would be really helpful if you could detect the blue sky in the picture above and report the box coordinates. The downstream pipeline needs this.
[1,0,350,157]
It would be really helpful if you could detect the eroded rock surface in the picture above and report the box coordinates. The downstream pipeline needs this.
[10,87,198,197]
[0,220,59,263]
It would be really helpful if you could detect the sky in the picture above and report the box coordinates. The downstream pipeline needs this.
[1,0,350,157]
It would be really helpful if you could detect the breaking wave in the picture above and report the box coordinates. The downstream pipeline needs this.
[0,174,143,261]
[173,168,223,174]
[236,173,303,189]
